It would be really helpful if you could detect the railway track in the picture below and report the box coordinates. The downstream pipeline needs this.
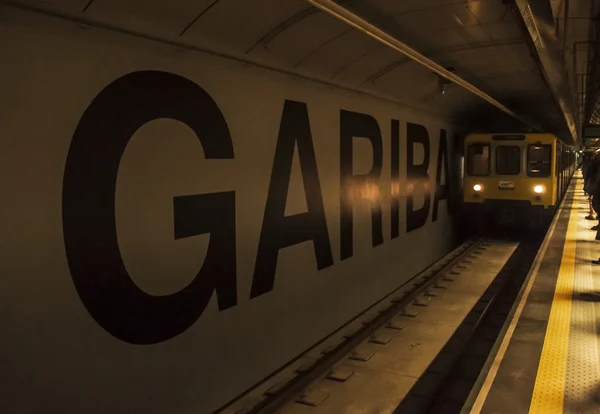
[220,234,532,414]
[218,224,550,414]
[399,232,546,414]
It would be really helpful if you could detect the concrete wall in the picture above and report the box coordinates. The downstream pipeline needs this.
[0,6,462,414]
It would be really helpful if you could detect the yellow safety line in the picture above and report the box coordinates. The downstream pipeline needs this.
[467,200,564,413]
[528,189,578,413]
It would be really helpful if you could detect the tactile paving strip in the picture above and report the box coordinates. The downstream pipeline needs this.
[564,196,600,413]
[528,192,577,413]
[466,181,575,414]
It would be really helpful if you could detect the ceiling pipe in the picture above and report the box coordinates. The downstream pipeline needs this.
[512,0,578,143]
[563,0,569,53]
[304,0,540,130]
[573,41,592,133]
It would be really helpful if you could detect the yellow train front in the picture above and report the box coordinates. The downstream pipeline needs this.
[463,133,575,228]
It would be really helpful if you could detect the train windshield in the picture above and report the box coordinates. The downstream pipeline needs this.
[467,143,490,176]
[496,145,521,175]
[527,144,552,177]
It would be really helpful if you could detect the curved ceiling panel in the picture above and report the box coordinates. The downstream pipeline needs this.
[295,29,382,78]
[180,0,308,53]
[248,11,349,68]
[8,0,594,139]
[20,0,89,10]
[332,47,399,86]
[82,0,214,37]
[369,62,442,108]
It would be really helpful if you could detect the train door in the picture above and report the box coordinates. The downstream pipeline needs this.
[556,143,563,200]
[494,143,523,223]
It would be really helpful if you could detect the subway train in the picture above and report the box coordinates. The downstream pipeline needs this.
[462,133,577,228]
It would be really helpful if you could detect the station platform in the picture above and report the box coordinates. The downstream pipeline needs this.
[465,173,600,414]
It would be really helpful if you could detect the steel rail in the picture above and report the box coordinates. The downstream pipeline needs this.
[239,236,487,413]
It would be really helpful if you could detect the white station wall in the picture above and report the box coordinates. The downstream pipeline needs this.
[0,6,461,414]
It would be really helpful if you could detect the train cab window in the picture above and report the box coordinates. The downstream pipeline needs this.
[527,145,552,177]
[495,145,521,175]
[467,143,490,176]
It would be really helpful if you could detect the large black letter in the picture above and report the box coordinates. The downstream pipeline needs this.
[406,122,430,232]
[63,71,236,345]
[250,101,333,298]
[340,110,384,260]
[391,119,401,239]
[433,129,451,222]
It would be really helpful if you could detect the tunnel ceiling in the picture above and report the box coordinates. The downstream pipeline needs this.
[12,0,595,140]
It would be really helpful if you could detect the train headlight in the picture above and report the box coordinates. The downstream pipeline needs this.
[473,184,483,192]
[533,185,545,194]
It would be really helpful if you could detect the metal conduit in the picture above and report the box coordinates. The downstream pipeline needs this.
[305,0,539,130]
[513,0,578,142]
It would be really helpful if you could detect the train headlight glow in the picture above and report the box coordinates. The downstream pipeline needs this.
[473,184,482,192]
[533,185,545,194]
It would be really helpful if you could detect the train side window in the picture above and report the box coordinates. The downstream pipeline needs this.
[467,143,490,176]
[496,145,521,175]
[527,144,552,177]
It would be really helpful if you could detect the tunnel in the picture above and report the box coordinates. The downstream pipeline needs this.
[1,1,599,413]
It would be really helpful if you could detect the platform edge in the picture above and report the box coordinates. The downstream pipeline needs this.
[460,175,576,414]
